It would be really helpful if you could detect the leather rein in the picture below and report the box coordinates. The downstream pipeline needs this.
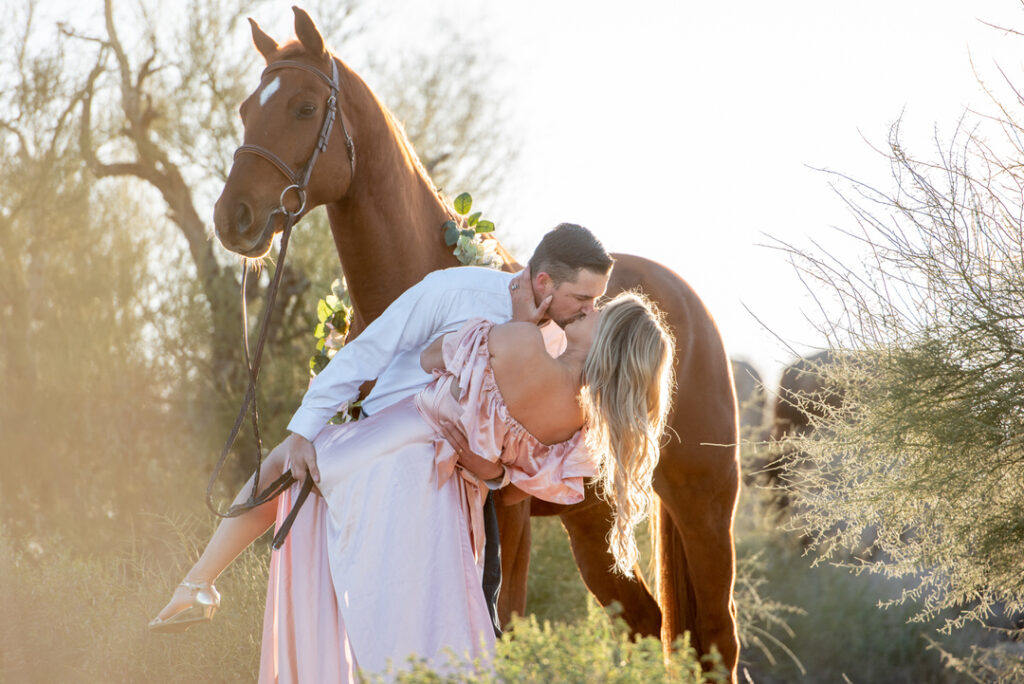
[205,58,355,549]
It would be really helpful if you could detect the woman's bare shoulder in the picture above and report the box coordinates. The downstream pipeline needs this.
[489,322,548,361]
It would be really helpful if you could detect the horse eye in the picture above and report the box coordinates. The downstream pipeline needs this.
[297,103,317,119]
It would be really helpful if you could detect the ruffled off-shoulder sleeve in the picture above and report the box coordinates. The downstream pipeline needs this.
[503,429,599,505]
[426,317,600,506]
[440,318,505,464]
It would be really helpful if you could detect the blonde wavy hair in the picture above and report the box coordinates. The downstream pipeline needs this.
[581,292,675,576]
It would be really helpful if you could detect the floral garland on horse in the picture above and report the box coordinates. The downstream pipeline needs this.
[308,192,500,421]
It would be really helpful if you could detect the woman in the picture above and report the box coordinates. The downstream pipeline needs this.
[150,292,675,680]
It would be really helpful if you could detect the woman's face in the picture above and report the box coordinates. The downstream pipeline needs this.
[565,307,602,350]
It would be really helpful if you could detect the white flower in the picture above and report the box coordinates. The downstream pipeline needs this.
[454,234,502,268]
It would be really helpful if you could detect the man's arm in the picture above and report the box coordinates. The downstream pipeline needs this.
[287,273,448,441]
[284,273,450,482]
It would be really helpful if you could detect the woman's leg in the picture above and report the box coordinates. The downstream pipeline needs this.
[153,451,287,621]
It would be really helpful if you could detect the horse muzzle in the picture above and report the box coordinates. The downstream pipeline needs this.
[213,196,278,258]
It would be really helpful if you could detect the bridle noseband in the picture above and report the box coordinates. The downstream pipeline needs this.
[206,58,356,545]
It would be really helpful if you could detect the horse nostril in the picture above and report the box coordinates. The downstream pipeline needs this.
[235,202,253,234]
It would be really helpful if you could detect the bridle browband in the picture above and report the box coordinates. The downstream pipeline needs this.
[206,57,356,548]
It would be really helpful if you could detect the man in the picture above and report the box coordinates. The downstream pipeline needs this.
[272,222,613,632]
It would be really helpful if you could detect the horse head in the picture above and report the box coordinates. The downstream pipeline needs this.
[214,7,355,258]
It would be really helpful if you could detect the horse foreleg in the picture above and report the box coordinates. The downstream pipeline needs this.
[495,499,531,625]
[559,497,662,637]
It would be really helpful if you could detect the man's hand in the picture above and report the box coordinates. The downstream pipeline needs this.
[510,267,551,325]
[440,421,503,481]
[275,432,320,485]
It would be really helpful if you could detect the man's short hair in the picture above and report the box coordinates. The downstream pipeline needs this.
[527,223,614,285]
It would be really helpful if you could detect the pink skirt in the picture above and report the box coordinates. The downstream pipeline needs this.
[258,397,494,683]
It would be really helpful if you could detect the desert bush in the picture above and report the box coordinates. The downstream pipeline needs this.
[777,64,1024,680]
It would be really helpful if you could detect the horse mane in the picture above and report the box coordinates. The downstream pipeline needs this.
[378,106,457,222]
[274,40,457,223]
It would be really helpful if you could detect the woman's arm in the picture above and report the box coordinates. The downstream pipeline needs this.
[419,334,447,373]
[439,421,503,481]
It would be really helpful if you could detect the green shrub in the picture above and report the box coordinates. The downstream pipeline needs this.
[364,598,725,683]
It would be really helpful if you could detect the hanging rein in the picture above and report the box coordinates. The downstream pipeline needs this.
[205,58,355,549]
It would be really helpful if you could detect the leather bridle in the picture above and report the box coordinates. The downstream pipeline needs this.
[234,58,356,213]
[206,57,356,548]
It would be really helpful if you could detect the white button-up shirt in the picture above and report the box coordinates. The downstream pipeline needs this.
[287,266,566,441]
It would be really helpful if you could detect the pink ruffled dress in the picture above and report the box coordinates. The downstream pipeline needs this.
[259,319,597,683]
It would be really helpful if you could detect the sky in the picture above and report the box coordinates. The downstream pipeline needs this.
[377,0,1024,385]
[31,0,1024,386]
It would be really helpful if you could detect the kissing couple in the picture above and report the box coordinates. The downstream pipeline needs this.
[150,223,675,682]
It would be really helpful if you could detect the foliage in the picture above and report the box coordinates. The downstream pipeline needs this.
[1,518,726,683]
[443,192,502,268]
[734,535,989,683]
[524,517,591,624]
[0,520,268,683]
[778,82,1024,677]
[0,9,195,537]
[527,517,815,678]
[362,599,726,683]
[309,277,353,376]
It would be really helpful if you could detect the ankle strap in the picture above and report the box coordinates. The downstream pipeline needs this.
[179,579,213,592]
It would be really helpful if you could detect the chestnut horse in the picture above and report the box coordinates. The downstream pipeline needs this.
[213,8,740,678]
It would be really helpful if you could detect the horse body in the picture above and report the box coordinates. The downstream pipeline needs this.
[214,8,739,678]
[756,350,841,520]
[534,254,741,659]
[613,255,740,660]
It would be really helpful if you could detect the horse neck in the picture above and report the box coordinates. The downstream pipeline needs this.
[325,62,457,325]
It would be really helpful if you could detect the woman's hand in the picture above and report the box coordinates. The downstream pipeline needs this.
[440,421,503,481]
[510,267,552,324]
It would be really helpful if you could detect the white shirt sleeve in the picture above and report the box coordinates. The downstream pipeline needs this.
[286,274,448,441]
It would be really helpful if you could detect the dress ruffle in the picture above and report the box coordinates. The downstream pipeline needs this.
[414,318,599,560]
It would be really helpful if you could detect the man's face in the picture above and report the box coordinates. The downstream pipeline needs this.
[535,268,610,328]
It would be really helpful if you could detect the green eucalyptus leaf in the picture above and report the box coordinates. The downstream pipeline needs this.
[461,229,476,239]
[453,192,473,215]
[316,338,326,352]
[444,224,460,246]
[475,220,495,233]
[317,299,331,323]
[331,309,350,329]
[311,354,329,375]
[330,278,346,299]
[314,322,325,338]
[325,294,340,310]
[467,211,481,227]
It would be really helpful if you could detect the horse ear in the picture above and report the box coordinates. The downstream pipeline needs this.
[292,6,326,58]
[249,18,279,61]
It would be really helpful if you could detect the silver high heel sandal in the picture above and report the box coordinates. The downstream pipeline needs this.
[148,580,221,633]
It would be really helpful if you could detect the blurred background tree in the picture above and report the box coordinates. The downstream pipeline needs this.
[0,0,526,680]
[0,0,521,531]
